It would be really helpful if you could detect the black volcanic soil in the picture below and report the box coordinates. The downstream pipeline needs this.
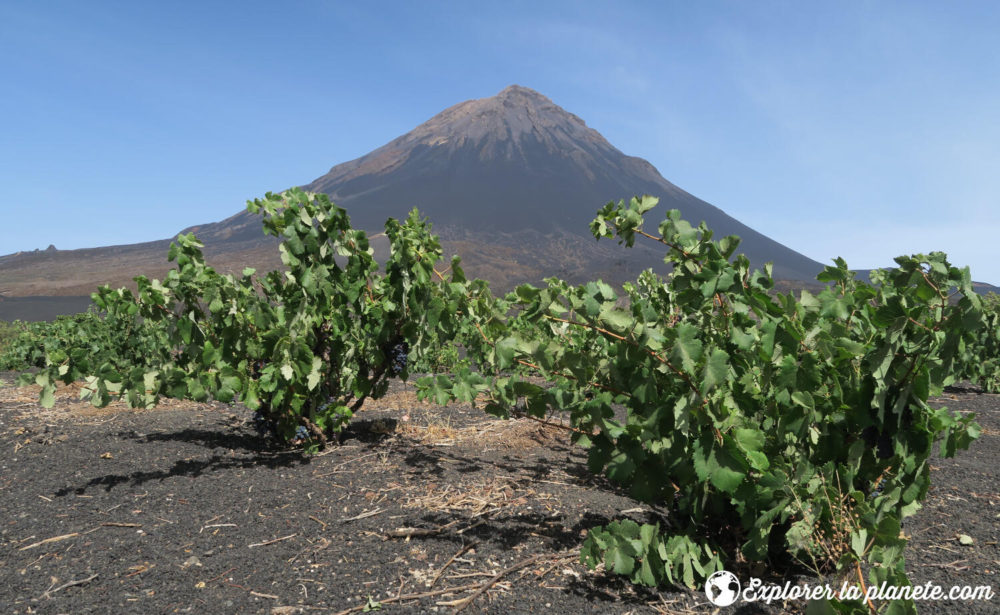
[0,374,997,614]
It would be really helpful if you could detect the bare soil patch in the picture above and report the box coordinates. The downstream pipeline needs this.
[0,374,996,614]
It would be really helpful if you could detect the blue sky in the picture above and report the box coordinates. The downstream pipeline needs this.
[2,1,998,283]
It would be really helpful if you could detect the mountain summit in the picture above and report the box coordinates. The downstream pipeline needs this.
[300,85,691,233]
[1,85,826,300]
[294,85,823,281]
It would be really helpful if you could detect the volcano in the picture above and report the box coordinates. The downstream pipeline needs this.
[194,85,825,287]
[0,85,826,303]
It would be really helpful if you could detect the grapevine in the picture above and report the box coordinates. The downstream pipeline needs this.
[17,190,992,613]
[26,189,467,450]
[419,196,984,613]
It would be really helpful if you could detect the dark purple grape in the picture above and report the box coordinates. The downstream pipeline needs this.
[252,412,272,436]
[387,341,408,376]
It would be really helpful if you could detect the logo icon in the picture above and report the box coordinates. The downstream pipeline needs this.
[705,570,741,606]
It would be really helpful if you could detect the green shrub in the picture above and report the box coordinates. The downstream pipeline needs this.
[959,292,1000,392]
[1,310,166,374]
[0,319,29,369]
[420,196,982,613]
[30,189,468,449]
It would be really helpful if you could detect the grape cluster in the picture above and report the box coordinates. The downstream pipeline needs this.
[388,341,409,376]
[252,412,274,437]
[253,412,311,443]
[862,426,894,460]
[250,359,268,379]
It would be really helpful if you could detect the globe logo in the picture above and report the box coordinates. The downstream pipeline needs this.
[705,570,741,606]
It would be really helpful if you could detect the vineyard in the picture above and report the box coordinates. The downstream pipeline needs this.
[1,189,998,614]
